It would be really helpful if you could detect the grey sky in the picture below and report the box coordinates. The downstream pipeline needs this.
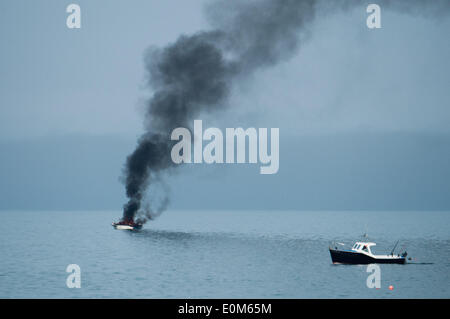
[0,0,208,140]
[0,1,449,210]
[1,1,449,139]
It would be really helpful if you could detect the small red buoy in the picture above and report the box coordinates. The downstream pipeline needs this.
[389,285,394,290]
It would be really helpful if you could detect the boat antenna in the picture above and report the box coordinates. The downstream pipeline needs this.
[390,240,400,255]
[362,223,369,239]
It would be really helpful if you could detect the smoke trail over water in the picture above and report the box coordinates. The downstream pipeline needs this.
[122,0,450,223]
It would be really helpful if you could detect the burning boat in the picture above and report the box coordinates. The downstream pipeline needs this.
[112,218,143,230]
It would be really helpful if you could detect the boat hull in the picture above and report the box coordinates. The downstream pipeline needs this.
[112,224,142,230]
[329,249,406,264]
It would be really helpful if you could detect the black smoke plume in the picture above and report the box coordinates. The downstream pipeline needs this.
[122,0,450,223]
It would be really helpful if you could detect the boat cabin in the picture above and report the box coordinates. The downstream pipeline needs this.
[351,242,376,254]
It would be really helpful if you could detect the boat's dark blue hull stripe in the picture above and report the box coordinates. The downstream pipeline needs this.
[329,249,406,264]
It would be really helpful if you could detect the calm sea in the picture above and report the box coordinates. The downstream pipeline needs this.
[0,210,448,298]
